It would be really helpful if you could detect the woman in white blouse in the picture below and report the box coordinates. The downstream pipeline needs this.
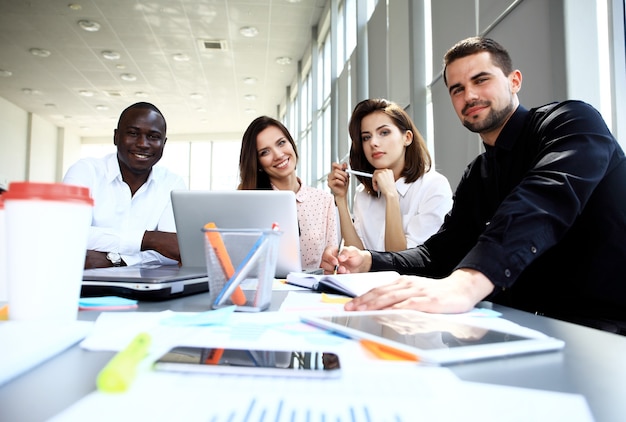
[328,99,452,252]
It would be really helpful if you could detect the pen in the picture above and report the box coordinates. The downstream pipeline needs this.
[359,339,419,362]
[204,222,246,306]
[333,238,345,275]
[97,332,151,393]
[204,348,224,365]
[346,169,373,178]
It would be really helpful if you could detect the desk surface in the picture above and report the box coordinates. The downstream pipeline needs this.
[1,291,625,422]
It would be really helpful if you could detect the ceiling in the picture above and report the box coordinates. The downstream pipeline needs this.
[0,0,326,139]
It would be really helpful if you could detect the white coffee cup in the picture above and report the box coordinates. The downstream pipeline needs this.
[0,195,6,303]
[4,182,93,321]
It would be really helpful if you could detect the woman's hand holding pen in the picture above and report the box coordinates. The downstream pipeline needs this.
[328,162,350,203]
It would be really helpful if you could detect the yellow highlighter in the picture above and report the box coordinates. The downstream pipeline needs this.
[96,332,151,393]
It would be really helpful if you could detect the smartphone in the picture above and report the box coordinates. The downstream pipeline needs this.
[153,346,341,378]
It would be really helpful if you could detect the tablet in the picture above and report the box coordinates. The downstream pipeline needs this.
[301,310,565,365]
[154,346,341,378]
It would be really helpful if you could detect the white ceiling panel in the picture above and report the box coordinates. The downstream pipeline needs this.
[0,0,326,138]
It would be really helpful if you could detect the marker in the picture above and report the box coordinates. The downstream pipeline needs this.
[333,238,345,275]
[204,222,246,306]
[346,169,373,178]
[97,332,151,393]
[359,339,419,362]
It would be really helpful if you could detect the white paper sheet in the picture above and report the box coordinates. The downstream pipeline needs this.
[0,320,93,386]
[52,353,593,422]
[58,310,593,421]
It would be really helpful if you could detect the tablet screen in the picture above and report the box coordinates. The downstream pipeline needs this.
[302,311,564,364]
[315,312,528,349]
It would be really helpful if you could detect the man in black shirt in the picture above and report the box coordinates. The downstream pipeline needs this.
[322,37,626,333]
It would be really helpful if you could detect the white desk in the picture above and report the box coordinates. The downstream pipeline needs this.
[1,291,625,422]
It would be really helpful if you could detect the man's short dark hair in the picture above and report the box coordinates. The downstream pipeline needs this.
[117,102,166,133]
[443,37,513,86]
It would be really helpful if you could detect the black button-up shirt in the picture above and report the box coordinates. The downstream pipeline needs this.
[371,101,626,323]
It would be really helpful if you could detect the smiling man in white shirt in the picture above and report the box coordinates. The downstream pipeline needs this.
[63,102,186,268]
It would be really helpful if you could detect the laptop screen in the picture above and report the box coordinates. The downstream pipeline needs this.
[171,190,302,278]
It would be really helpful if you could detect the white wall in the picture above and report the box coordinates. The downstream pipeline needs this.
[0,96,84,185]
[0,97,29,184]
[28,114,58,182]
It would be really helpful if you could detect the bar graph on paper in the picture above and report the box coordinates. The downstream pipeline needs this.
[201,397,406,422]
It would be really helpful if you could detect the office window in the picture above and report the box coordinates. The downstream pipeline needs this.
[80,139,240,191]
[337,1,345,75]
[188,141,240,191]
[345,0,357,61]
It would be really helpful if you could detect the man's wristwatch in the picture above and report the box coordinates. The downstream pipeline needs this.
[106,252,123,267]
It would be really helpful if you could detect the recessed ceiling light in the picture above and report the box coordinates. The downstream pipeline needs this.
[44,103,56,108]
[22,88,42,95]
[120,73,137,82]
[189,93,203,100]
[239,26,259,37]
[244,94,257,101]
[243,77,257,85]
[78,20,101,32]
[79,90,94,97]
[115,64,126,70]
[0,69,12,77]
[245,108,257,114]
[172,53,190,62]
[196,107,207,112]
[95,105,109,111]
[276,56,292,65]
[29,48,51,58]
[101,50,121,60]
[68,3,82,11]
[134,91,148,98]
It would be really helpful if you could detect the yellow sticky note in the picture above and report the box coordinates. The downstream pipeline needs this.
[320,293,351,304]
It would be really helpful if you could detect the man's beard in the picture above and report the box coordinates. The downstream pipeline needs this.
[462,100,515,134]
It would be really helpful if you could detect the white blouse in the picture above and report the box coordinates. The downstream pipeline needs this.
[352,169,452,251]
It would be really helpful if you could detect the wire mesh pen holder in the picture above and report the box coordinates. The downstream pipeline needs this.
[203,227,281,312]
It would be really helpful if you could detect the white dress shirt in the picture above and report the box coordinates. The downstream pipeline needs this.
[352,169,452,251]
[63,153,187,266]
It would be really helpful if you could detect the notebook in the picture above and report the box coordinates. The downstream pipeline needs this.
[171,190,302,278]
[286,271,401,297]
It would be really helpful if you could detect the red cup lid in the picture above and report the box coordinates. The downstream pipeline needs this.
[3,182,94,206]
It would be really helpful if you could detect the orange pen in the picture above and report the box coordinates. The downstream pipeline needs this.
[204,348,224,365]
[359,339,419,362]
[204,222,246,306]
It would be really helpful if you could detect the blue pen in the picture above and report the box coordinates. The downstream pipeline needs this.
[213,234,267,306]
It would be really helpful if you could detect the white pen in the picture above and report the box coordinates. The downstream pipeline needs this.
[346,169,373,178]
[333,238,345,275]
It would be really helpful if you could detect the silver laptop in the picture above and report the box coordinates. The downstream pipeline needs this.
[81,264,209,300]
[171,190,302,278]
[81,197,211,299]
